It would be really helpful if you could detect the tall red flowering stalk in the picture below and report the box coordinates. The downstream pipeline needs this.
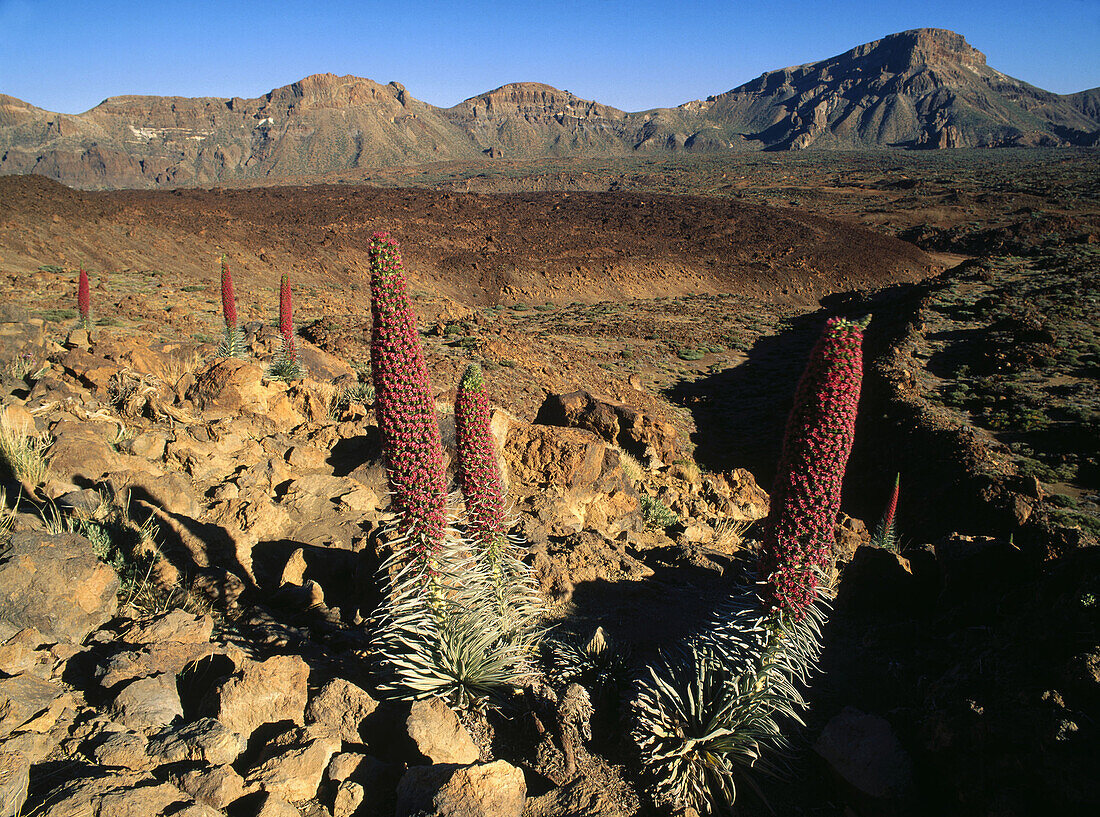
[220,256,238,332]
[77,267,91,331]
[455,363,506,555]
[369,232,447,549]
[761,316,866,618]
[279,272,297,361]
[871,473,901,551]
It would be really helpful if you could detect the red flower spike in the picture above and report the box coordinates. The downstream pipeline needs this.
[884,473,900,530]
[761,316,866,618]
[220,256,238,330]
[279,272,297,361]
[77,268,91,329]
[455,363,506,553]
[369,233,447,548]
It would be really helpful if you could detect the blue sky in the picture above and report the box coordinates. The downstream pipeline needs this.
[1,0,1097,114]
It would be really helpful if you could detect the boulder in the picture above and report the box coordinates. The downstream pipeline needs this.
[205,654,310,739]
[396,760,526,817]
[35,773,190,817]
[306,678,378,744]
[0,752,30,817]
[814,706,915,801]
[120,609,214,645]
[187,358,304,426]
[146,717,247,766]
[96,641,216,688]
[535,390,681,466]
[110,673,184,732]
[93,730,155,771]
[0,532,119,644]
[171,763,253,810]
[246,726,342,802]
[406,697,480,765]
[505,422,641,537]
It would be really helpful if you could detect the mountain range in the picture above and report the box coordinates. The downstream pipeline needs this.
[1,28,1097,190]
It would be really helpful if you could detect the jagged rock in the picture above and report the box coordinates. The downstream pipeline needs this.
[396,760,526,817]
[0,531,119,644]
[36,773,190,817]
[93,730,155,770]
[0,628,47,676]
[0,728,59,768]
[532,531,653,603]
[286,444,327,469]
[522,775,628,817]
[120,609,215,645]
[187,358,305,426]
[246,725,342,802]
[110,673,184,732]
[0,751,30,817]
[58,346,124,393]
[406,698,480,765]
[333,780,365,817]
[44,419,126,491]
[535,390,681,465]
[0,673,76,739]
[107,469,202,520]
[97,641,216,688]
[814,706,915,801]
[205,654,310,739]
[171,763,253,809]
[306,678,378,744]
[146,717,247,766]
[505,422,641,537]
[256,792,305,817]
[171,804,225,817]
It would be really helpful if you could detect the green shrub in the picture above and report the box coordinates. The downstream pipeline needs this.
[641,495,679,530]
[677,348,704,361]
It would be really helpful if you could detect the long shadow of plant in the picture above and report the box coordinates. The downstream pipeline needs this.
[664,312,823,487]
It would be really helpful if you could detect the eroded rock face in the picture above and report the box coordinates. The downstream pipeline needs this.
[814,706,915,801]
[535,390,681,466]
[395,760,526,817]
[0,532,119,644]
[204,654,310,740]
[504,421,641,537]
[406,698,480,765]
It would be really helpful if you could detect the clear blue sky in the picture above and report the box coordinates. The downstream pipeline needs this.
[1,0,1097,115]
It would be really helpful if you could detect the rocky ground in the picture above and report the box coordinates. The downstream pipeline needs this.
[0,150,1098,816]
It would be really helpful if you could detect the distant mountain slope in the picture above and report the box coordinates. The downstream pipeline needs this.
[0,75,482,188]
[1,29,1096,189]
[698,28,1100,149]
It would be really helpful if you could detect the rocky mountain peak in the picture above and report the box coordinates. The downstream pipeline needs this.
[862,28,987,73]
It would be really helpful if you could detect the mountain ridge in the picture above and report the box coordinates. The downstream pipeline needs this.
[2,28,1097,189]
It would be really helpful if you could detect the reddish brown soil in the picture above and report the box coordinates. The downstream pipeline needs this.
[0,174,937,308]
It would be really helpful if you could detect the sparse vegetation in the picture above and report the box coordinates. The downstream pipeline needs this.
[0,409,50,487]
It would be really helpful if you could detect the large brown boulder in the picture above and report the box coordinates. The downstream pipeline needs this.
[504,422,641,538]
[396,760,526,817]
[0,532,119,644]
[535,390,681,466]
[186,359,304,426]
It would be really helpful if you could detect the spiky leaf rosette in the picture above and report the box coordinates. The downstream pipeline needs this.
[633,583,830,815]
[761,316,865,618]
[77,267,91,331]
[368,232,447,548]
